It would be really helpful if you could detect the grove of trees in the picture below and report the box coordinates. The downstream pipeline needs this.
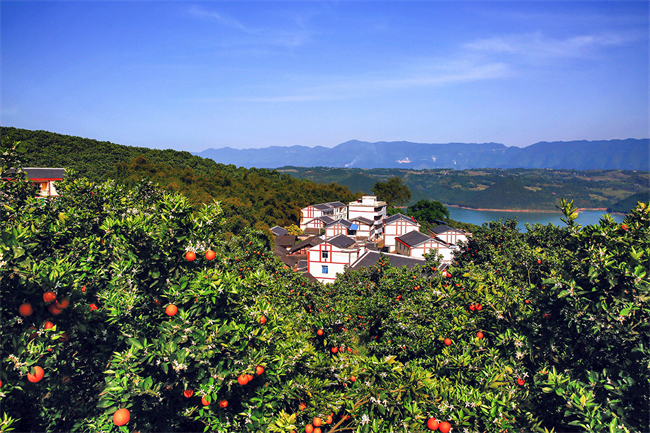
[1,138,649,433]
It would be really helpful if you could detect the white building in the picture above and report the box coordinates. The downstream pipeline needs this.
[308,234,362,283]
[395,231,454,262]
[429,225,470,246]
[348,196,387,223]
[383,213,420,253]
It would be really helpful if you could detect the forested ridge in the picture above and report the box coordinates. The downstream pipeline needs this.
[0,127,357,237]
[278,166,650,211]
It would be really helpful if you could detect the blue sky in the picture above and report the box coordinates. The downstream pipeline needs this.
[2,1,648,152]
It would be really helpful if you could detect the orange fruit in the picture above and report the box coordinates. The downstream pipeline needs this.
[18,303,33,317]
[237,374,249,385]
[476,332,484,339]
[113,408,130,426]
[205,250,216,261]
[55,297,69,309]
[438,421,451,433]
[305,424,313,433]
[183,389,194,398]
[325,414,333,424]
[317,329,323,336]
[201,396,210,406]
[43,291,56,303]
[44,321,54,330]
[89,303,98,311]
[165,304,178,316]
[48,304,63,316]
[218,399,228,408]
[350,376,357,382]
[427,417,439,430]
[517,378,525,386]
[313,417,322,427]
[256,365,265,375]
[444,338,452,346]
[259,316,267,325]
[331,347,338,354]
[27,366,44,383]
[313,428,321,433]
[299,402,306,411]
[186,251,196,261]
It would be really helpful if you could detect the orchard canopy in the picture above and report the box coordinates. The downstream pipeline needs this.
[1,139,649,433]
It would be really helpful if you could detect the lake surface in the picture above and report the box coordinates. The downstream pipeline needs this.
[447,207,625,229]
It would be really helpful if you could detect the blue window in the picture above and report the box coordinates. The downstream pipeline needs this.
[322,265,328,274]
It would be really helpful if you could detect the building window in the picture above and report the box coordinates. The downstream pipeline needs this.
[322,265,328,274]
[322,251,329,259]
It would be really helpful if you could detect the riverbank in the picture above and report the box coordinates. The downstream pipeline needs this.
[443,204,623,214]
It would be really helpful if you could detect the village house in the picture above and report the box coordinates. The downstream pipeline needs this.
[5,167,65,197]
[395,231,454,262]
[429,225,470,246]
[300,201,347,225]
[300,215,335,235]
[349,250,425,271]
[383,213,421,253]
[323,219,358,238]
[347,195,387,221]
[308,234,363,283]
[349,216,378,240]
[270,226,289,237]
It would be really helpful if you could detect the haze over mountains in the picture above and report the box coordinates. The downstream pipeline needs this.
[195,139,649,171]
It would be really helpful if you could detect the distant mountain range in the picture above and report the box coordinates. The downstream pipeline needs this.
[195,139,650,170]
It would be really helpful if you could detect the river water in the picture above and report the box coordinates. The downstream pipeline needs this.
[447,207,625,229]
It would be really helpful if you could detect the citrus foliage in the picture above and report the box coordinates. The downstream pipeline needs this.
[1,141,648,433]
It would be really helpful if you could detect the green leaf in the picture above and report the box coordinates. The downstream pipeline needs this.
[128,338,144,350]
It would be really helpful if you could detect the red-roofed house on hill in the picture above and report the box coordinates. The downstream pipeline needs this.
[4,167,65,197]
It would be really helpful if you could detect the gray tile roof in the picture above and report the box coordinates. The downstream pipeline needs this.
[384,213,419,226]
[270,226,289,236]
[325,234,356,249]
[430,225,464,235]
[6,167,66,180]
[290,236,324,253]
[324,219,352,229]
[350,216,374,226]
[313,203,331,210]
[396,231,431,247]
[350,251,424,270]
[326,201,347,209]
[275,235,296,248]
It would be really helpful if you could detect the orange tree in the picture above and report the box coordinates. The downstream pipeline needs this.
[2,137,648,433]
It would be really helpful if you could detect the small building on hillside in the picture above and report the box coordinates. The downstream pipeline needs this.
[270,226,289,237]
[323,219,358,238]
[395,231,454,262]
[348,195,387,222]
[4,167,66,197]
[288,236,324,256]
[349,216,379,240]
[300,202,347,225]
[300,216,335,235]
[275,235,297,251]
[429,225,470,245]
[308,234,363,283]
[383,213,421,252]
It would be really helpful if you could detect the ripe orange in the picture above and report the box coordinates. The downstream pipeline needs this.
[186,251,196,261]
[256,365,265,375]
[350,376,357,382]
[205,250,216,261]
[325,414,333,424]
[201,396,210,406]
[27,366,44,383]
[427,417,439,430]
[48,304,63,316]
[18,303,33,317]
[299,402,306,411]
[477,332,484,339]
[517,378,525,386]
[81,286,87,293]
[438,421,451,433]
[313,428,321,433]
[305,424,313,433]
[44,321,54,330]
[245,373,254,382]
[183,389,194,398]
[218,399,228,408]
[331,347,338,354]
[259,316,267,325]
[317,329,323,336]
[313,417,322,427]
[238,374,249,385]
[113,408,130,426]
[443,338,452,346]
[89,303,98,311]
[43,291,56,303]
[55,297,70,309]
[165,304,178,316]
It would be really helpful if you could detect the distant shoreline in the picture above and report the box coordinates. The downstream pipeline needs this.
[444,204,625,215]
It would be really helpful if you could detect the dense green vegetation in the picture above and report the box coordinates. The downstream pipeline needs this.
[2,138,649,433]
[0,127,357,239]
[277,166,650,211]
